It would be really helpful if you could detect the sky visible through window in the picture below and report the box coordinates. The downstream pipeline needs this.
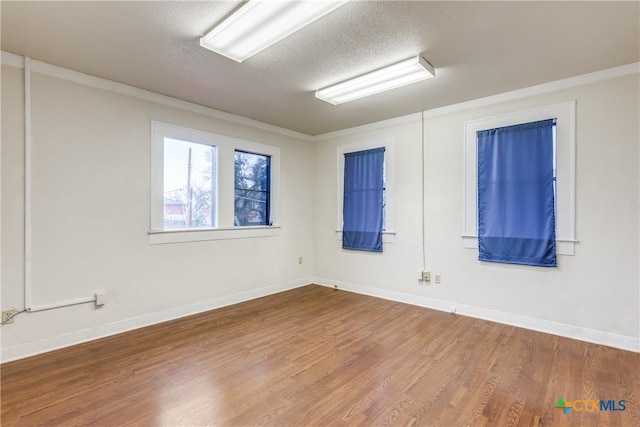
[163,138,215,228]
[164,138,213,194]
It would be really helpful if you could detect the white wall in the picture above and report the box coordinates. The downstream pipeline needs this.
[2,58,638,361]
[314,118,425,288]
[314,73,639,350]
[1,63,314,361]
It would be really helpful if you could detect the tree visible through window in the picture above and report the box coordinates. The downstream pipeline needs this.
[151,121,281,243]
[234,150,271,226]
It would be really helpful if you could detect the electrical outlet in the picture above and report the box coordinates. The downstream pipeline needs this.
[2,309,18,324]
[422,271,431,282]
[435,274,441,284]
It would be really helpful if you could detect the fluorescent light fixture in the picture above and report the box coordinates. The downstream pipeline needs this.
[200,0,349,63]
[315,56,435,105]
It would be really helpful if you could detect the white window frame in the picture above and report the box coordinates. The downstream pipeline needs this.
[462,101,576,255]
[336,137,395,243]
[150,121,280,244]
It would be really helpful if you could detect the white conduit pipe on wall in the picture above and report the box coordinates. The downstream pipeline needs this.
[420,111,427,272]
[23,56,96,312]
[24,56,32,310]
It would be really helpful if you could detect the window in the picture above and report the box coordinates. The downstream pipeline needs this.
[234,150,271,226]
[463,101,576,256]
[164,138,216,229]
[337,137,395,244]
[477,119,557,267]
[150,121,280,244]
[342,147,385,252]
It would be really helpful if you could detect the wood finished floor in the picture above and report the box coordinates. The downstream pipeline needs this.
[1,285,639,427]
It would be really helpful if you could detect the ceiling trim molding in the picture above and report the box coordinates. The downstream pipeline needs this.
[422,62,640,119]
[311,62,639,141]
[1,51,25,68]
[4,51,638,141]
[0,50,314,142]
[312,112,422,141]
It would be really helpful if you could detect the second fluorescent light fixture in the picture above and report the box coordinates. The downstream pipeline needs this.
[315,56,435,105]
[200,0,348,63]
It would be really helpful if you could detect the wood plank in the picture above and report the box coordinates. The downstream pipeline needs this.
[2,285,638,426]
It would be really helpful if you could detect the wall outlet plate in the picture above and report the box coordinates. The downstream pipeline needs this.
[94,292,105,306]
[2,309,18,324]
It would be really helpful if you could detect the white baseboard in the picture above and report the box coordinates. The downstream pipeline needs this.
[4,276,637,362]
[1,277,313,363]
[313,277,640,353]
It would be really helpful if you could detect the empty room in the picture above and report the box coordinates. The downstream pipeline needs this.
[1,1,639,426]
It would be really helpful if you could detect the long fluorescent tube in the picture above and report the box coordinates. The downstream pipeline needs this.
[200,0,348,63]
[315,56,435,105]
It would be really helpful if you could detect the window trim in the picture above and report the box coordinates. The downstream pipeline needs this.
[462,101,576,255]
[336,137,395,243]
[150,121,280,244]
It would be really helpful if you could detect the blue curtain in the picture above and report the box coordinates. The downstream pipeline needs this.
[477,119,557,267]
[343,147,385,252]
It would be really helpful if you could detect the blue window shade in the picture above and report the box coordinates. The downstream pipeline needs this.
[477,119,557,267]
[343,147,385,252]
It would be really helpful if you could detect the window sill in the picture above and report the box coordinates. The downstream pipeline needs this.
[335,230,396,244]
[462,235,576,256]
[149,226,281,244]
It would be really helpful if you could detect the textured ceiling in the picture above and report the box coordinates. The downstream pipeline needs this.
[2,1,639,136]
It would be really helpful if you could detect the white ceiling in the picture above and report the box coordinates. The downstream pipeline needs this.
[2,1,638,136]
